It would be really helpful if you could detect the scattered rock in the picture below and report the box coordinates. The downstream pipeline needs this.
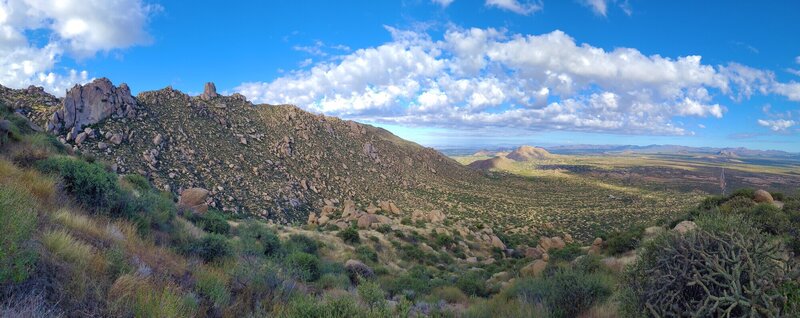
[520,260,548,277]
[588,237,603,255]
[753,189,774,203]
[672,220,697,234]
[490,235,506,250]
[178,187,210,214]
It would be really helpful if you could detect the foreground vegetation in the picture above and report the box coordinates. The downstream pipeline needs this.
[2,103,799,317]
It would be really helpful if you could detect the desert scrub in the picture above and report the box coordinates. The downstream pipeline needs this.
[355,245,378,263]
[195,209,230,235]
[108,274,197,318]
[284,234,319,255]
[35,156,123,214]
[507,268,613,318]
[337,226,360,244]
[237,222,281,256]
[357,281,387,311]
[623,213,790,317]
[195,266,231,308]
[285,251,321,282]
[0,185,38,283]
[191,233,233,262]
[603,225,645,255]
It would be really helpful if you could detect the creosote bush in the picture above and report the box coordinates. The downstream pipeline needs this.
[338,226,360,244]
[286,251,321,282]
[36,156,122,214]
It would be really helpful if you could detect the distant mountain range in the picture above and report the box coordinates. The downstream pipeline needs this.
[443,144,799,159]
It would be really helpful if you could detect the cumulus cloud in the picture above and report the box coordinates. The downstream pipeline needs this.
[236,26,800,136]
[0,0,157,94]
[431,0,455,7]
[757,119,796,132]
[485,0,543,15]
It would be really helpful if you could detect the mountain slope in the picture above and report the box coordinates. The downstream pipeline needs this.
[4,79,479,222]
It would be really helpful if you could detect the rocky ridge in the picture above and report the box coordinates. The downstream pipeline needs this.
[3,79,480,223]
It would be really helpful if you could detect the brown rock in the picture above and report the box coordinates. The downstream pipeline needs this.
[490,235,506,249]
[520,260,548,277]
[366,203,380,214]
[525,247,544,259]
[753,189,774,203]
[673,221,697,234]
[178,187,210,214]
[357,214,378,229]
[345,259,374,284]
[200,82,219,100]
[48,78,137,134]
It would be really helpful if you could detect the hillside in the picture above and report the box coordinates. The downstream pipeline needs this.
[3,79,478,223]
[506,145,552,161]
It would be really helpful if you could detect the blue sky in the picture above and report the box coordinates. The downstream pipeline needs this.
[2,0,799,151]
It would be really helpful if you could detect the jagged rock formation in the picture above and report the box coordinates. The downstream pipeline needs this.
[506,145,551,161]
[0,84,61,127]
[467,156,514,170]
[46,78,139,139]
[12,80,477,222]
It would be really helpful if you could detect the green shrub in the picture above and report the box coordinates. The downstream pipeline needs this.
[286,251,321,282]
[510,268,613,318]
[744,203,790,234]
[549,243,584,261]
[729,188,756,200]
[434,233,454,248]
[191,234,232,262]
[280,294,360,318]
[719,195,756,214]
[36,156,122,214]
[604,226,645,255]
[383,266,434,299]
[317,273,351,290]
[355,245,378,263]
[0,186,38,283]
[457,270,487,297]
[285,234,319,255]
[122,174,151,192]
[337,226,360,244]
[127,191,176,232]
[623,213,790,317]
[197,209,230,235]
[375,224,392,233]
[357,281,386,311]
[238,222,281,256]
[195,267,230,308]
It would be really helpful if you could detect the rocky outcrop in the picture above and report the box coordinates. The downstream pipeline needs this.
[520,259,548,277]
[47,78,138,136]
[200,82,218,100]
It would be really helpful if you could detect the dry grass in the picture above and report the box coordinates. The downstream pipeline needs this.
[108,274,196,318]
[52,208,111,243]
[0,158,56,205]
[42,229,96,269]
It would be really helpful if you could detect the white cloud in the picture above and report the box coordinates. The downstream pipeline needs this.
[431,0,455,7]
[485,0,543,15]
[236,27,800,136]
[582,0,608,16]
[796,56,800,64]
[698,124,706,129]
[0,0,156,94]
[757,119,796,132]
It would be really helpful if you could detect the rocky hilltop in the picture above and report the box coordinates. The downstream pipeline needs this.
[506,145,551,161]
[1,79,479,222]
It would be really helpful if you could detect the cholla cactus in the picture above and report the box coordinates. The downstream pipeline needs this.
[624,219,790,317]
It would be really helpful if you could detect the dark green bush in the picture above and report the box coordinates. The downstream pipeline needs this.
[238,222,281,256]
[36,156,122,214]
[383,266,434,299]
[549,243,584,261]
[126,191,176,233]
[744,203,790,235]
[355,245,378,263]
[456,270,487,297]
[510,268,612,318]
[719,195,756,214]
[197,209,230,235]
[729,188,756,200]
[286,251,321,282]
[191,234,232,262]
[122,174,151,192]
[285,234,319,255]
[604,226,645,255]
[337,226,360,244]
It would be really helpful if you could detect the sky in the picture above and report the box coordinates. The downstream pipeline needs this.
[1,0,800,151]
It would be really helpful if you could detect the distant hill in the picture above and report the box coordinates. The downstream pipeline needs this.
[506,145,552,161]
[467,156,515,170]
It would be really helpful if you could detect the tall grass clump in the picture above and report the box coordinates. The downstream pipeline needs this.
[108,274,197,318]
[0,185,38,283]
